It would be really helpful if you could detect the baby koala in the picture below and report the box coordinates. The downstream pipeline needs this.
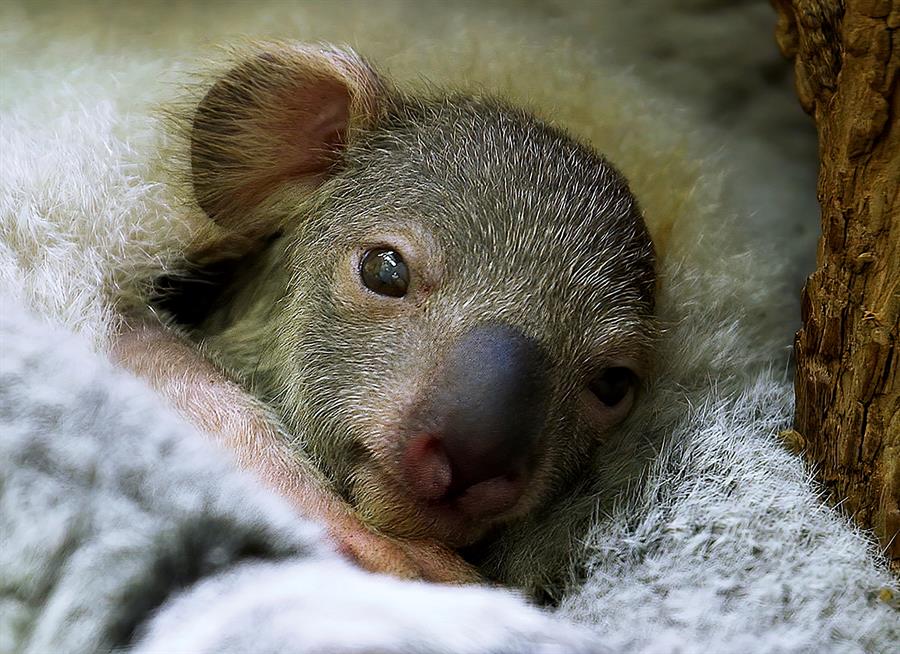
[123,42,656,597]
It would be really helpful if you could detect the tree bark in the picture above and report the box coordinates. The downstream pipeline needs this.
[772,0,899,569]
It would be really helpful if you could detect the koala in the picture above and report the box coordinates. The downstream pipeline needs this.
[124,42,656,599]
[10,4,900,652]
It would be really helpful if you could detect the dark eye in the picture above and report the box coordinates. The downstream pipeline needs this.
[360,248,409,297]
[589,367,635,406]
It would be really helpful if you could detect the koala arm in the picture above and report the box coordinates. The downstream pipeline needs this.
[110,319,481,584]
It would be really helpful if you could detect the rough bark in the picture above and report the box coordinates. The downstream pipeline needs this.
[772,0,899,569]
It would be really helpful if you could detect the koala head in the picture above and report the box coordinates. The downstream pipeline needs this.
[182,43,656,548]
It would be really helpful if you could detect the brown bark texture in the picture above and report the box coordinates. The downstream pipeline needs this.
[772,0,899,568]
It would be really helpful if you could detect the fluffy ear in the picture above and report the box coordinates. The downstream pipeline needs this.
[190,43,385,233]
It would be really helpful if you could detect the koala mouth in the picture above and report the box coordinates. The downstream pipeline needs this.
[402,433,529,519]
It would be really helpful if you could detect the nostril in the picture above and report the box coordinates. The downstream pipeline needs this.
[403,434,453,501]
[440,429,528,493]
[402,432,528,518]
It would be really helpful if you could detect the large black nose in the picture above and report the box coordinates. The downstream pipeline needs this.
[427,323,548,492]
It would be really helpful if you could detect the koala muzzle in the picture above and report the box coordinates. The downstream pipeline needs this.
[404,323,548,516]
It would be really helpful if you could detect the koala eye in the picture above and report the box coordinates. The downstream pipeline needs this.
[588,367,636,407]
[360,248,409,298]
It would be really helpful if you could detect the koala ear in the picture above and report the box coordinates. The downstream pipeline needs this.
[190,43,385,232]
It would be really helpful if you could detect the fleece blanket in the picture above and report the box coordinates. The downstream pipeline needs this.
[1,1,898,652]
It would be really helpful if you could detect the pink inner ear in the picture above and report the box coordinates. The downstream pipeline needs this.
[192,45,383,228]
[261,76,353,194]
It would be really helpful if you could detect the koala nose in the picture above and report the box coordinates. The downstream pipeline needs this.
[422,323,549,495]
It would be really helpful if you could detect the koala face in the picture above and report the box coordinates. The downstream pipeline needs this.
[182,44,656,547]
[250,97,656,546]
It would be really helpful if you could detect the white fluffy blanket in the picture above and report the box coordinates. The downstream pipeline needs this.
[1,2,897,652]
